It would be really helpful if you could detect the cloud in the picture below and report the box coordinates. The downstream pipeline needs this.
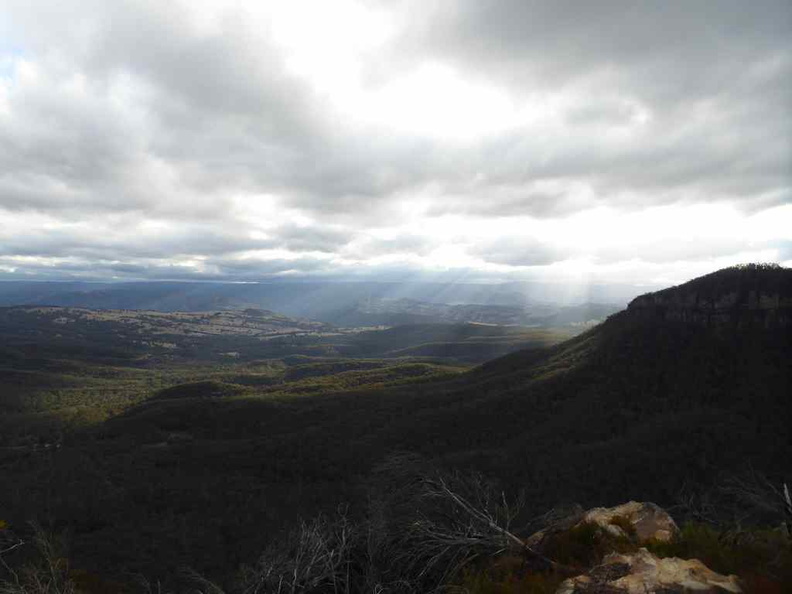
[0,223,272,259]
[353,234,437,256]
[468,237,567,267]
[0,0,789,284]
[272,223,353,253]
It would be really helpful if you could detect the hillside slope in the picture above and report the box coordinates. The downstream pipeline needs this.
[0,265,789,584]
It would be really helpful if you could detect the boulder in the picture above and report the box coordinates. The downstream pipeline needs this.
[556,548,742,594]
[527,501,678,549]
[582,501,679,543]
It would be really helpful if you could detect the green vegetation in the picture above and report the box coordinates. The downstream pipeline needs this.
[647,523,792,588]
[540,522,635,568]
[2,464,789,593]
[0,306,563,447]
[455,564,565,594]
[0,266,789,590]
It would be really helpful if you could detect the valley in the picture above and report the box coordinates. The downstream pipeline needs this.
[0,304,575,447]
[0,265,789,592]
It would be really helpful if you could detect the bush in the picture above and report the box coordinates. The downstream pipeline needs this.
[647,522,792,589]
[0,524,75,594]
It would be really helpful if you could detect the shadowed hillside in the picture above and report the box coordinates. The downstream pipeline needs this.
[0,266,789,587]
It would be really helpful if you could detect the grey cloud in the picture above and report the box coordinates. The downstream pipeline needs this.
[271,224,353,253]
[388,0,791,210]
[564,100,640,128]
[0,222,276,258]
[404,1,790,94]
[591,240,759,266]
[427,186,593,219]
[2,0,788,224]
[0,0,788,281]
[357,234,437,256]
[469,237,568,267]
[470,231,783,269]
[0,253,335,282]
[203,256,331,277]
[1,1,318,217]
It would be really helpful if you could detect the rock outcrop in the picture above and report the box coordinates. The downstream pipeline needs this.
[525,502,745,593]
[556,548,742,594]
[581,501,678,543]
[527,501,678,549]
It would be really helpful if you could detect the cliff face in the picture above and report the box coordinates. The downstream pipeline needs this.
[626,264,792,328]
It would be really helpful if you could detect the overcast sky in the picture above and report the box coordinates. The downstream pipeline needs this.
[0,0,790,288]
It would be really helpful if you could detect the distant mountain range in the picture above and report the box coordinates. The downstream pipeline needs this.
[0,280,624,327]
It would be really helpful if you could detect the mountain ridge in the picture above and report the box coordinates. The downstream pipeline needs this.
[627,263,792,328]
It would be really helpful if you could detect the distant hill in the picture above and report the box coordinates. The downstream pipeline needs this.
[329,297,619,327]
[0,279,632,324]
[0,305,337,363]
[338,323,574,361]
[0,306,571,365]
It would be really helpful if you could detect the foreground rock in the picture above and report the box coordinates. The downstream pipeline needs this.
[582,501,678,543]
[557,548,742,594]
[527,501,679,549]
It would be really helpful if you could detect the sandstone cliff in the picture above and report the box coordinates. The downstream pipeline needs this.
[626,264,792,328]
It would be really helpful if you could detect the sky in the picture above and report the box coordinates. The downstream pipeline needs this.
[0,0,790,289]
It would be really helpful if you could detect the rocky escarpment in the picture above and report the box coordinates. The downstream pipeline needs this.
[626,264,792,328]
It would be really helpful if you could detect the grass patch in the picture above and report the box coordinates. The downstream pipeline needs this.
[454,557,566,594]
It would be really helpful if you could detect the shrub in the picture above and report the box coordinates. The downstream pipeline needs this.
[647,522,792,589]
